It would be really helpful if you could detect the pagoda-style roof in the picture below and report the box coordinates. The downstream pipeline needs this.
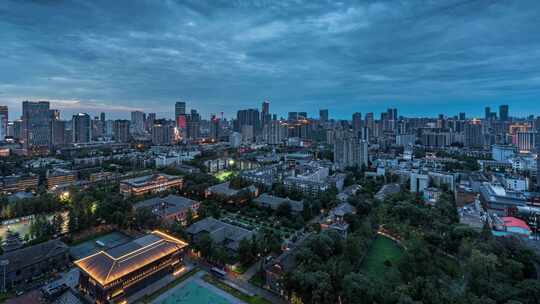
[74,231,188,286]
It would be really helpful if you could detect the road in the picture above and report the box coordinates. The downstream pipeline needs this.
[188,257,287,304]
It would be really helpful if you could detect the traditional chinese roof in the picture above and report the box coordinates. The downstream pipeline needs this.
[74,231,187,286]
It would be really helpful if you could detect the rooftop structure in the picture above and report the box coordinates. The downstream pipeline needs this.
[75,231,188,303]
[120,173,183,196]
[186,217,255,254]
[134,194,199,225]
[254,194,304,213]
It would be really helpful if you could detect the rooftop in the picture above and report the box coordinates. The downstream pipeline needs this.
[121,173,181,186]
[74,231,188,286]
[134,194,198,217]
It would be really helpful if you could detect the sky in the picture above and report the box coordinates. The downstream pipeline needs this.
[1,0,540,120]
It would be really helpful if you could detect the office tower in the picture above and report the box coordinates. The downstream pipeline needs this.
[50,109,60,121]
[152,119,175,145]
[91,116,104,140]
[365,112,374,137]
[72,113,92,143]
[175,101,186,117]
[287,112,298,121]
[210,114,220,141]
[105,120,114,138]
[186,109,201,140]
[146,113,156,132]
[320,109,329,123]
[263,120,287,145]
[51,120,66,147]
[499,105,509,121]
[517,131,539,153]
[100,112,105,122]
[485,107,491,120]
[298,112,307,119]
[113,120,131,142]
[352,112,362,135]
[11,120,22,141]
[0,106,7,141]
[22,101,52,148]
[388,108,398,121]
[459,112,466,121]
[334,132,368,170]
[236,109,260,133]
[261,101,271,127]
[131,111,146,135]
[464,121,483,148]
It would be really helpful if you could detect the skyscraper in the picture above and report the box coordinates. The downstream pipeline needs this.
[485,107,491,120]
[22,101,52,148]
[51,120,66,147]
[334,132,368,170]
[236,109,260,133]
[210,114,220,141]
[365,112,374,138]
[186,109,201,140]
[100,112,105,122]
[113,120,131,142]
[131,111,146,135]
[175,101,186,117]
[319,109,329,123]
[72,113,92,143]
[499,105,509,121]
[0,106,7,141]
[261,101,271,127]
[464,121,483,148]
[352,112,362,135]
[152,119,175,145]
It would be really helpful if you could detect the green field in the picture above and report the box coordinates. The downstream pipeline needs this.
[215,171,234,181]
[361,235,403,278]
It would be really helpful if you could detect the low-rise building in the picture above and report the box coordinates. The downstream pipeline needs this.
[254,194,303,213]
[321,203,356,237]
[47,168,77,191]
[75,231,188,304]
[120,173,183,196]
[375,183,401,201]
[479,182,527,215]
[205,182,258,200]
[0,239,69,290]
[185,217,255,256]
[0,174,39,194]
[134,194,199,225]
[423,187,442,205]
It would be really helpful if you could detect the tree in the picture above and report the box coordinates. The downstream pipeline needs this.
[342,273,375,304]
[277,202,292,218]
[186,208,194,226]
[133,208,160,230]
[238,238,255,266]
[195,234,214,258]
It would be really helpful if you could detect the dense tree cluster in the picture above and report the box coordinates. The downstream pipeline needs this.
[283,188,540,304]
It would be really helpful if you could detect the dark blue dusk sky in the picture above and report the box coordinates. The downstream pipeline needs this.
[1,0,540,120]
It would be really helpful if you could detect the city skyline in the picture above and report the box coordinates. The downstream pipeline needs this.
[2,1,540,119]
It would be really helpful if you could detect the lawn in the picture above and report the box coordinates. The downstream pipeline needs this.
[215,170,234,181]
[360,235,403,278]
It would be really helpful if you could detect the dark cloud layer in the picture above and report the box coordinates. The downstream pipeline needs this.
[1,0,540,119]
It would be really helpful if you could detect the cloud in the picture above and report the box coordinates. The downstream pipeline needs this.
[1,0,540,119]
